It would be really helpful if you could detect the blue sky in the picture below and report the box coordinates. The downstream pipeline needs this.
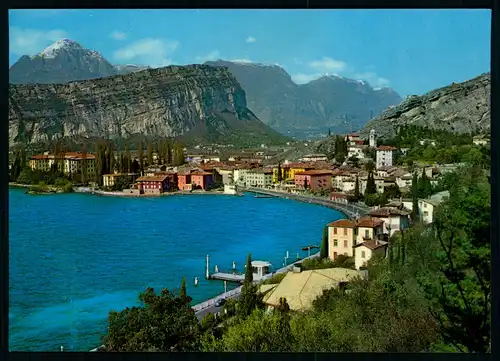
[9,9,490,96]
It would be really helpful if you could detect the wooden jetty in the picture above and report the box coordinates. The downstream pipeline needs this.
[209,272,245,283]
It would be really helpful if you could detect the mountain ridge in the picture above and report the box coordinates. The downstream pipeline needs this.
[360,72,491,139]
[8,64,288,148]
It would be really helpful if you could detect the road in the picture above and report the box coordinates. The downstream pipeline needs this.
[195,293,241,320]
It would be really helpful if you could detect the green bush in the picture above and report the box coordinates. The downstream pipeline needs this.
[201,312,217,331]
[261,272,287,285]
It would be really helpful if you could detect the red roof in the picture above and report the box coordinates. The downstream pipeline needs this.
[353,240,388,250]
[356,216,385,228]
[191,171,213,176]
[328,219,356,228]
[377,146,397,151]
[295,169,333,176]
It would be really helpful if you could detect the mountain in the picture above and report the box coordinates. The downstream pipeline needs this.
[360,72,491,140]
[9,39,149,84]
[8,64,288,148]
[204,60,403,137]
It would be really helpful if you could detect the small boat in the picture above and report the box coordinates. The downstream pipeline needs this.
[254,195,273,198]
[301,245,320,251]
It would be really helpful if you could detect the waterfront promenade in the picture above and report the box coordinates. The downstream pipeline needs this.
[242,187,370,219]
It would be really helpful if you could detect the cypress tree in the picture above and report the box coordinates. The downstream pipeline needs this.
[147,141,153,166]
[138,140,144,173]
[277,163,282,182]
[320,226,328,259]
[354,176,360,201]
[244,253,253,284]
[179,277,187,299]
[364,171,376,196]
[411,172,419,221]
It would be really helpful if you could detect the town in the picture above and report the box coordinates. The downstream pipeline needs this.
[15,129,490,275]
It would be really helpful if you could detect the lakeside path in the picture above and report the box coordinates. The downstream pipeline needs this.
[73,187,240,198]
[242,187,371,220]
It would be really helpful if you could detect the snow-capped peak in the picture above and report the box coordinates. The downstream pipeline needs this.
[357,80,366,85]
[38,38,104,60]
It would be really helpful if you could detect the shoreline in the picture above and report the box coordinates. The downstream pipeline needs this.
[73,187,241,198]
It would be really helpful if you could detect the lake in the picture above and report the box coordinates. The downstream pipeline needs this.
[9,188,343,351]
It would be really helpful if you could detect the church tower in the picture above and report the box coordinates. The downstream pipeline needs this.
[369,129,377,148]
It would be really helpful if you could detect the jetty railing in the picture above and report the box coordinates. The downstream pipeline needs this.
[191,251,320,313]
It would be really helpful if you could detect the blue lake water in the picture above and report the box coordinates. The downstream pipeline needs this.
[9,188,343,351]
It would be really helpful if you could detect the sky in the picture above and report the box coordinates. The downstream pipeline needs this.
[9,9,491,97]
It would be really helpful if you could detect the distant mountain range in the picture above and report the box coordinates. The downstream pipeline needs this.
[205,60,403,137]
[9,39,403,138]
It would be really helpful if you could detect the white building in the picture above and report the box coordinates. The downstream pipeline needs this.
[376,146,397,169]
[243,169,273,188]
[233,168,252,186]
[369,129,377,148]
[347,145,367,159]
[473,135,490,146]
[300,153,329,162]
[353,240,388,270]
[369,207,411,236]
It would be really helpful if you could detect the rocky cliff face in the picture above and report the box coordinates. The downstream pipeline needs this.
[360,73,491,139]
[205,60,403,137]
[9,64,285,147]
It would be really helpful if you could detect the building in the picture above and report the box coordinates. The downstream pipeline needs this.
[29,151,97,180]
[191,171,213,190]
[353,240,388,270]
[327,219,357,259]
[347,144,367,160]
[376,146,397,169]
[294,170,332,191]
[344,133,362,146]
[135,174,171,195]
[272,163,314,183]
[177,173,192,191]
[300,154,328,162]
[369,207,411,236]
[244,169,273,188]
[259,267,363,311]
[102,172,139,188]
[233,166,253,186]
[330,192,349,204]
[327,216,385,261]
[369,129,377,148]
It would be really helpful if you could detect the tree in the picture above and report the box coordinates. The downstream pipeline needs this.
[328,129,331,137]
[335,136,348,163]
[411,172,419,222]
[81,142,88,184]
[424,166,490,352]
[353,176,361,201]
[237,253,263,318]
[104,287,200,351]
[418,168,433,198]
[303,177,309,190]
[201,312,217,331]
[364,171,377,197]
[320,226,328,259]
[138,140,144,173]
[277,163,282,182]
[147,141,153,166]
[179,277,187,301]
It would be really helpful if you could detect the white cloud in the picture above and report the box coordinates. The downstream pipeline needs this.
[231,58,252,63]
[293,58,303,65]
[110,31,127,41]
[195,50,220,63]
[114,38,179,67]
[291,73,323,84]
[308,57,347,72]
[354,72,390,88]
[246,36,256,43]
[9,26,68,55]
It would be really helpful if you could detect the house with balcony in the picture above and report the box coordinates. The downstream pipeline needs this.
[376,146,397,169]
[191,171,213,190]
[369,207,411,236]
[136,174,171,195]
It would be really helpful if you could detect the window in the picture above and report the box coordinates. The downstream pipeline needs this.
[334,228,337,235]
[424,211,429,216]
[361,251,366,258]
[344,252,348,256]
[333,239,338,247]
[344,228,348,236]
[365,230,370,239]
[424,203,427,208]
[344,240,348,248]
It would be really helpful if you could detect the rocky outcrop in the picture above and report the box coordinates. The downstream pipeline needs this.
[9,64,286,147]
[360,73,491,139]
[205,60,403,137]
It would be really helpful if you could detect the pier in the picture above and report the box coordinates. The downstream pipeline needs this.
[209,272,245,283]
[242,187,370,219]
